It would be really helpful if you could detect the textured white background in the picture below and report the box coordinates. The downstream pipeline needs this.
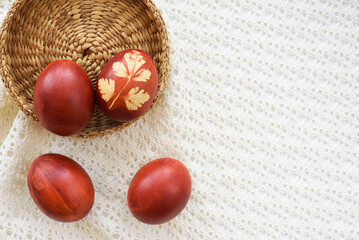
[0,0,358,239]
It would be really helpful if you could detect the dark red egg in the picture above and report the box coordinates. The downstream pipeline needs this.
[127,158,191,224]
[27,153,95,222]
[33,60,94,136]
[95,49,158,122]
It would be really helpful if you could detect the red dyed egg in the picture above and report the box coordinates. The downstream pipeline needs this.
[33,60,94,136]
[95,49,158,122]
[27,153,95,222]
[127,158,191,224]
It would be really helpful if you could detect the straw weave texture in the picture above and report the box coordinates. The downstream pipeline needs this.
[0,0,170,137]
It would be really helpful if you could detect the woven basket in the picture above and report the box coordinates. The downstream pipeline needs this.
[0,0,170,137]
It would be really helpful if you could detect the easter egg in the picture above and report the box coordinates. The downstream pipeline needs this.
[127,158,191,224]
[33,60,94,136]
[27,153,95,222]
[95,49,158,122]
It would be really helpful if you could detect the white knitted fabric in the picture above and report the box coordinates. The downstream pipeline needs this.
[0,0,358,239]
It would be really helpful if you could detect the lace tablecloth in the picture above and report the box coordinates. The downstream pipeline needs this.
[0,0,358,239]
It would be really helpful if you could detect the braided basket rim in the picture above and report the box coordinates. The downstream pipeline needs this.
[0,0,170,138]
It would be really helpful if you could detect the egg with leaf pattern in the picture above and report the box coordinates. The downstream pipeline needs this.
[95,49,158,122]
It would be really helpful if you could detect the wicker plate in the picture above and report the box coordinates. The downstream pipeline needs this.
[0,0,170,137]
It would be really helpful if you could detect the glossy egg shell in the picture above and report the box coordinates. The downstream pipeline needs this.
[33,60,94,136]
[27,153,95,222]
[127,158,191,224]
[95,49,158,122]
